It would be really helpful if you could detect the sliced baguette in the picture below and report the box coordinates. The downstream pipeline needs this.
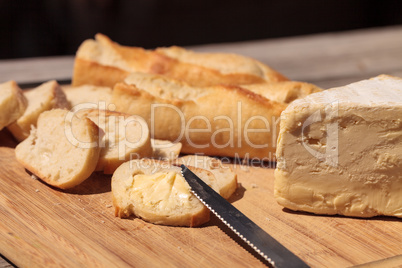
[76,109,153,174]
[15,109,103,189]
[112,159,220,227]
[0,81,27,131]
[72,33,288,88]
[8,80,70,141]
[175,155,237,200]
[62,84,113,111]
[112,73,288,160]
[151,139,182,161]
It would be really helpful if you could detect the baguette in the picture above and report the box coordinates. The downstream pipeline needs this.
[8,80,70,141]
[151,139,182,161]
[242,81,322,104]
[15,109,103,189]
[0,81,27,131]
[76,109,153,174]
[112,159,219,227]
[112,73,288,160]
[175,155,238,200]
[63,84,113,110]
[72,33,288,88]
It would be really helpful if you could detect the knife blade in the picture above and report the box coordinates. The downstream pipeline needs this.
[180,164,309,268]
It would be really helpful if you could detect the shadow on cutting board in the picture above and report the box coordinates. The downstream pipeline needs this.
[0,129,18,148]
[27,170,112,196]
[282,208,402,222]
[60,172,112,195]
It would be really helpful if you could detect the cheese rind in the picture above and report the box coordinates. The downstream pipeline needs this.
[275,75,402,218]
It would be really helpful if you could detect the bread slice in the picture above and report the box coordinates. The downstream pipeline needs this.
[112,73,288,160]
[175,155,237,200]
[151,139,182,161]
[62,84,113,111]
[8,80,70,141]
[112,159,220,227]
[15,109,103,189]
[72,33,288,88]
[0,81,27,131]
[76,109,153,174]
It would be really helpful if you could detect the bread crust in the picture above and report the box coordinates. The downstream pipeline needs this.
[72,58,129,88]
[0,80,27,130]
[72,33,288,88]
[154,45,288,85]
[174,155,238,200]
[15,109,103,189]
[112,80,287,160]
[111,159,212,227]
[151,139,182,161]
[7,80,70,141]
[77,109,153,174]
[62,84,113,109]
[242,81,322,104]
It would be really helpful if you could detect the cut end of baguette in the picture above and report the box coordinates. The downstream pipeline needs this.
[175,155,238,200]
[8,80,70,142]
[112,159,214,227]
[15,109,102,189]
[0,80,27,131]
[72,33,288,88]
[77,109,153,174]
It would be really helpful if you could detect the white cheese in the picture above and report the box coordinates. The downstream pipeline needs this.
[274,75,402,218]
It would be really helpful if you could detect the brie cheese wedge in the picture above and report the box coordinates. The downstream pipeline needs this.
[275,75,402,218]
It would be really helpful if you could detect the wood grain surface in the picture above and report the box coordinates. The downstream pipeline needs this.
[1,129,401,268]
[1,25,402,267]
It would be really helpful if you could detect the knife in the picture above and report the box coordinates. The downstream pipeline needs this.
[180,164,309,268]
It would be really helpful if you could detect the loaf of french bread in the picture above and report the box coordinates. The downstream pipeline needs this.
[72,33,288,88]
[111,73,289,160]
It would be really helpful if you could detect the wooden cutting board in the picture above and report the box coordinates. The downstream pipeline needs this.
[0,128,401,268]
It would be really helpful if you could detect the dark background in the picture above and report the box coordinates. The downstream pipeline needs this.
[1,0,402,59]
